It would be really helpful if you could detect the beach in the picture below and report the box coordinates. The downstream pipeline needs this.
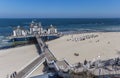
[0,44,39,78]
[1,32,120,78]
[46,32,120,65]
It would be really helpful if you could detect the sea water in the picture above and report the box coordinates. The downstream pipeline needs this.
[0,18,120,48]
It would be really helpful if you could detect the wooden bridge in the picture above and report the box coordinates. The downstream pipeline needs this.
[15,54,45,78]
[14,35,57,78]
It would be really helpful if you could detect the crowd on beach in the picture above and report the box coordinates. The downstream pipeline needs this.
[55,57,120,77]
[67,34,99,42]
[71,57,120,76]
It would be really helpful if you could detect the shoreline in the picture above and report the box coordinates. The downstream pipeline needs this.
[61,31,120,37]
[0,31,120,50]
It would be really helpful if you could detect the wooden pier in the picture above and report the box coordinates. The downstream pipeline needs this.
[14,35,56,78]
[15,54,45,78]
[14,35,69,78]
[13,34,120,78]
[36,35,56,61]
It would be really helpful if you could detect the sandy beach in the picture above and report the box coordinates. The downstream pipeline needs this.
[47,32,120,65]
[0,44,39,78]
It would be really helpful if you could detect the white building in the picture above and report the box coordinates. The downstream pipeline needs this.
[13,21,58,37]
[30,21,43,35]
[13,26,28,36]
[47,24,57,34]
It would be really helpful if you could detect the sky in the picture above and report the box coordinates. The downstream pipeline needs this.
[0,0,120,18]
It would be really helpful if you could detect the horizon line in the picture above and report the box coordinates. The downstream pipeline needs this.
[0,17,120,19]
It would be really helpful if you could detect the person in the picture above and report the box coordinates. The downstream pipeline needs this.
[84,59,87,65]
[14,71,17,76]
[10,75,12,78]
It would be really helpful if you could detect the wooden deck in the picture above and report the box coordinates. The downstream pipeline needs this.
[14,35,69,78]
[15,54,45,78]
[14,35,56,78]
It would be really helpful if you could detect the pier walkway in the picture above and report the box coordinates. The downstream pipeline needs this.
[36,35,56,62]
[9,33,60,39]
[15,54,45,78]
[14,35,68,78]
[14,35,57,78]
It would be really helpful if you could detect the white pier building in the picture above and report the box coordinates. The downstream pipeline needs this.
[13,21,58,37]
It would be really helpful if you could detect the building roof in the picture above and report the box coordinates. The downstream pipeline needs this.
[48,24,56,29]
[13,25,25,30]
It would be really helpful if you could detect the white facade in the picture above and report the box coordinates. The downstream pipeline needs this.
[22,30,27,36]
[13,21,58,37]
[13,30,17,36]
[13,26,28,36]
[47,25,57,34]
[29,21,43,35]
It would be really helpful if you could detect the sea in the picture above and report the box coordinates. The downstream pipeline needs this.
[0,18,120,48]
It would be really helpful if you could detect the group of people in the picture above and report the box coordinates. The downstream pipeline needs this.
[71,57,120,74]
[67,34,99,42]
